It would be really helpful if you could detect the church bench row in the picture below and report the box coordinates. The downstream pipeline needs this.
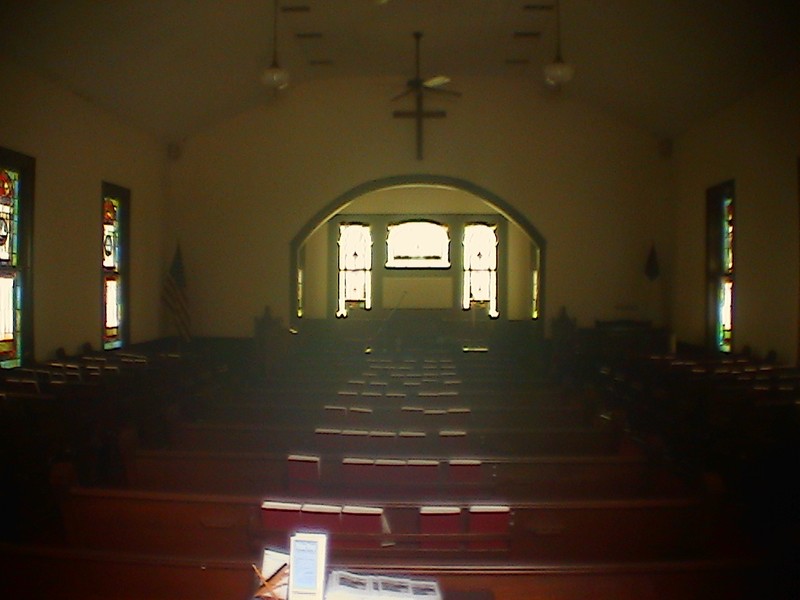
[195,401,593,430]
[61,486,714,563]
[125,448,679,499]
[168,421,622,456]
[255,496,717,561]
[600,354,800,404]
[3,352,182,392]
[0,542,760,600]
[204,386,589,420]
[596,354,800,460]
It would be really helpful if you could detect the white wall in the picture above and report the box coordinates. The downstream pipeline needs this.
[3,54,796,361]
[673,68,800,363]
[0,56,168,360]
[168,75,672,336]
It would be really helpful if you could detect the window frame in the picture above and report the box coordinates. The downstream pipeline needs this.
[336,222,373,318]
[0,146,34,369]
[101,182,130,350]
[705,180,735,353]
[462,222,499,317]
[385,220,451,269]
[330,214,505,319]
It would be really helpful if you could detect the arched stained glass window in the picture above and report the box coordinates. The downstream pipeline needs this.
[463,223,498,317]
[337,223,372,317]
[386,220,450,268]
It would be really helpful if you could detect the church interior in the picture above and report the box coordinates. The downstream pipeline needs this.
[1,1,799,598]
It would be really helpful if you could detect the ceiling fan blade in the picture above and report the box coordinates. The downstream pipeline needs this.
[423,75,450,88]
[391,31,463,103]
[391,87,414,101]
[425,87,462,98]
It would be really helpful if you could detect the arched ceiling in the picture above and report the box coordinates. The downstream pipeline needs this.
[1,0,797,142]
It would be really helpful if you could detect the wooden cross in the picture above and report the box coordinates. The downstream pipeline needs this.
[393,93,446,161]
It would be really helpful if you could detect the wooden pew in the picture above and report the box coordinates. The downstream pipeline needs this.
[127,448,676,499]
[197,402,592,429]
[168,421,622,456]
[62,486,715,562]
[63,488,259,558]
[0,543,254,600]
[0,542,761,600]
[211,383,586,413]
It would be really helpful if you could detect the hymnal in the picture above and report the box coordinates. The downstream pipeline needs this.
[261,500,302,536]
[288,532,327,600]
[419,505,462,550]
[467,504,511,550]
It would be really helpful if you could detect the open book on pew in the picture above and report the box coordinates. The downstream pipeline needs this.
[325,570,441,600]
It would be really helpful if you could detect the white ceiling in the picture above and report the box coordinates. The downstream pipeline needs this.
[1,0,798,143]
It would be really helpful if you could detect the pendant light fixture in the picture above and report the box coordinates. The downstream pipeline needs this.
[261,0,289,89]
[544,0,574,86]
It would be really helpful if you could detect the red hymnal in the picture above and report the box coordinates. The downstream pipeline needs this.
[467,505,510,550]
[260,500,302,537]
[419,505,462,550]
[340,505,385,549]
[300,503,342,535]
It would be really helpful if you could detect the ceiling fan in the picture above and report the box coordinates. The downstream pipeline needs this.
[392,32,461,160]
[392,31,462,101]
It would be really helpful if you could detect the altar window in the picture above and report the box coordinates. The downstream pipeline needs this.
[337,223,372,317]
[462,223,498,317]
[385,220,450,268]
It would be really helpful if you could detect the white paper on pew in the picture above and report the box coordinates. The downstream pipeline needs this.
[259,547,290,599]
[262,547,289,579]
[324,571,441,600]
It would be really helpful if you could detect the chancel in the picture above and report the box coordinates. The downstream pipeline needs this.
[0,1,799,599]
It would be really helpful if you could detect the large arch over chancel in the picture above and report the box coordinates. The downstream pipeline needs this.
[290,175,547,346]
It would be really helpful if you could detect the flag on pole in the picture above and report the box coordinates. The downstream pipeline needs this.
[162,244,191,341]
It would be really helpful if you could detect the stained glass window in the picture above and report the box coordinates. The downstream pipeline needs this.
[102,184,128,350]
[103,198,119,269]
[386,221,450,268]
[0,167,20,365]
[718,196,734,352]
[706,182,734,354]
[531,244,541,320]
[337,223,372,317]
[463,223,498,317]
[0,148,33,369]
